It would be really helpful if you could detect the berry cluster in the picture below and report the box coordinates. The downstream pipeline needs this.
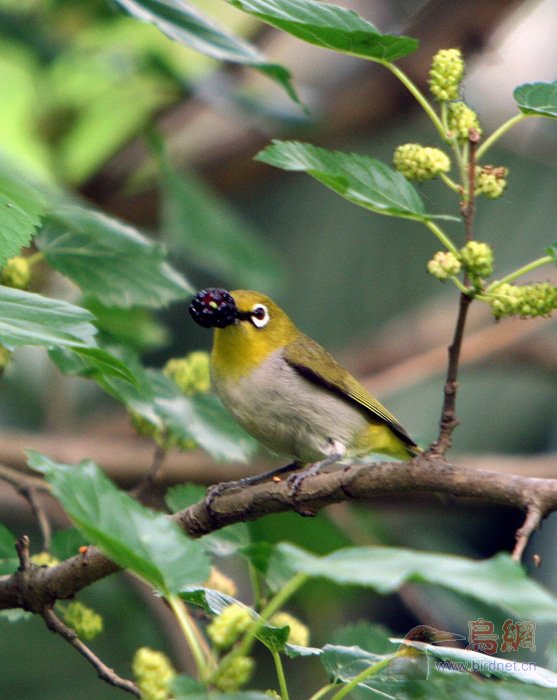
[447,102,482,142]
[489,282,557,318]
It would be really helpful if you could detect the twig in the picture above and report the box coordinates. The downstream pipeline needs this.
[512,503,543,563]
[41,606,140,697]
[0,464,54,550]
[431,129,480,455]
[129,443,167,502]
[16,535,31,571]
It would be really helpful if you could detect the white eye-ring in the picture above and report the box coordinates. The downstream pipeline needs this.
[251,303,270,328]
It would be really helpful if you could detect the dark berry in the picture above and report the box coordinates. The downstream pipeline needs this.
[189,288,238,328]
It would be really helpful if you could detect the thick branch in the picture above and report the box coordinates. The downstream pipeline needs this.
[2,454,557,611]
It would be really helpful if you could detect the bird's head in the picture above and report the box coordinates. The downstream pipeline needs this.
[189,288,298,378]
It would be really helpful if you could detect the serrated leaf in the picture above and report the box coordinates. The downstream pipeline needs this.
[253,543,557,622]
[113,0,298,103]
[154,136,283,291]
[228,0,418,62]
[36,206,192,308]
[28,452,210,595]
[51,346,138,386]
[514,81,557,118]
[0,169,45,267]
[256,141,456,221]
[0,286,97,351]
[395,638,557,688]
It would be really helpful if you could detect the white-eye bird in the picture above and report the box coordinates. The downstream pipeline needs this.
[189,288,420,494]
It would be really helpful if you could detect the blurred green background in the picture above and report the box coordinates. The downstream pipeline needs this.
[0,0,556,697]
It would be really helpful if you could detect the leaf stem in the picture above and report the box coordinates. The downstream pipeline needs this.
[167,594,209,678]
[423,220,459,255]
[383,63,446,141]
[486,255,553,293]
[272,650,290,700]
[476,113,528,160]
[439,172,461,193]
[330,654,396,700]
[26,251,44,267]
[248,561,263,611]
[308,684,337,700]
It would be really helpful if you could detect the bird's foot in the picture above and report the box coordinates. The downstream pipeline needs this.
[287,452,343,497]
[205,462,302,511]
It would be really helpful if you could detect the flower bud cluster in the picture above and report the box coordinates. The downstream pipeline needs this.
[489,282,557,319]
[132,647,176,700]
[475,166,508,199]
[213,655,254,692]
[427,251,462,280]
[1,256,31,289]
[207,603,252,649]
[429,48,464,101]
[63,601,104,641]
[163,351,210,397]
[447,102,482,141]
[393,144,450,182]
[204,566,238,598]
[460,241,494,280]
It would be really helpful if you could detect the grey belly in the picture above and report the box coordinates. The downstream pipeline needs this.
[213,350,366,462]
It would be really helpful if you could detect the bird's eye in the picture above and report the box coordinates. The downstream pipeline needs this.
[251,303,270,328]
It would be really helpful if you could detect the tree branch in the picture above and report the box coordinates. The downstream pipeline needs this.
[41,606,140,697]
[2,453,557,612]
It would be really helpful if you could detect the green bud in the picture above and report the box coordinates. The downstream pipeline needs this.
[214,655,254,692]
[163,351,210,397]
[393,144,450,182]
[269,611,310,647]
[132,647,176,700]
[429,48,464,101]
[207,603,252,649]
[475,165,508,199]
[460,241,494,280]
[447,102,482,141]
[427,251,462,281]
[1,256,31,290]
[63,601,103,641]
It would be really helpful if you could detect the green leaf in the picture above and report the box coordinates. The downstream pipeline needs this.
[0,168,45,267]
[153,135,283,291]
[181,587,290,652]
[165,483,207,512]
[514,81,557,118]
[0,523,15,558]
[321,644,387,684]
[546,241,557,262]
[395,638,557,688]
[50,528,87,561]
[256,543,557,622]
[36,206,192,308]
[256,141,456,221]
[156,391,257,462]
[51,346,139,386]
[28,452,210,595]
[85,300,169,352]
[228,0,418,62]
[113,0,298,103]
[0,286,97,351]
[333,621,394,656]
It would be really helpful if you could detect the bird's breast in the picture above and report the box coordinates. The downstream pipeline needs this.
[211,348,368,462]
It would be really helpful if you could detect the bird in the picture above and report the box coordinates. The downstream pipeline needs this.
[189,288,420,496]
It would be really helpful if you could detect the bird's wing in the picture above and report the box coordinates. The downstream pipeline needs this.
[284,334,417,449]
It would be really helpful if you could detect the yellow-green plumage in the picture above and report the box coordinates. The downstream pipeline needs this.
[208,290,418,465]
